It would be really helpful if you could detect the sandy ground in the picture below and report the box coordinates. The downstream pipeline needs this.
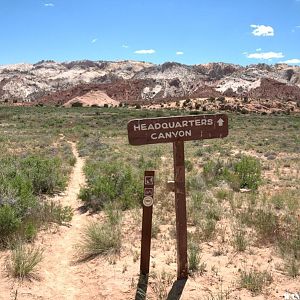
[0,142,299,300]
[0,142,104,300]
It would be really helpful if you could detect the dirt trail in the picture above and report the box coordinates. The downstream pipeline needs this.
[0,141,136,300]
[2,142,104,300]
[31,142,88,299]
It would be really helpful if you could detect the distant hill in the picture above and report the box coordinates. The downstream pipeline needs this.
[1,60,299,112]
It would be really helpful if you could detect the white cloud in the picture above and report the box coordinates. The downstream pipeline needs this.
[91,38,98,44]
[122,44,129,48]
[134,49,155,54]
[44,3,54,7]
[279,58,300,64]
[246,51,284,59]
[256,48,262,51]
[176,51,184,55]
[250,24,274,36]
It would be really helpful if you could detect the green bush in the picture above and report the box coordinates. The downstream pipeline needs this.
[239,269,272,296]
[23,222,38,241]
[20,156,67,195]
[234,156,261,190]
[203,160,224,184]
[185,160,194,172]
[80,162,143,211]
[39,201,73,225]
[0,205,21,243]
[188,241,201,273]
[232,226,247,252]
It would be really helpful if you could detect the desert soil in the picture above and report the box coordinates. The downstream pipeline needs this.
[0,142,119,300]
[0,141,299,300]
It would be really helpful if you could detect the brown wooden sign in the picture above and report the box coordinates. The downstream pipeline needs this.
[127,114,228,145]
[128,114,229,281]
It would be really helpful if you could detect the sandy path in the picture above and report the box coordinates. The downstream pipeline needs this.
[1,142,105,300]
[31,141,88,299]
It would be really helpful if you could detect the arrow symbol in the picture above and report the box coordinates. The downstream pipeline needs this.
[217,118,224,126]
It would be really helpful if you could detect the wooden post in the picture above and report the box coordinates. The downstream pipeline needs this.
[140,171,155,275]
[173,141,188,279]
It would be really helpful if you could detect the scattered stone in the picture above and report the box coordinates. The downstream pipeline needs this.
[240,188,252,193]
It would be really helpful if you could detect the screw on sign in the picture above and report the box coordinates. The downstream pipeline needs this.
[128,114,228,279]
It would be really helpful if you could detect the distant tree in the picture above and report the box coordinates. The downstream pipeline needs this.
[71,102,83,107]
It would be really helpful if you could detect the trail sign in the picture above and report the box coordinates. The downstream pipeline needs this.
[128,114,228,280]
[127,114,228,145]
[140,171,155,275]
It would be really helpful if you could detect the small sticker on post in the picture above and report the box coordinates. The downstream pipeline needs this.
[143,196,153,207]
[144,188,154,196]
[145,176,154,185]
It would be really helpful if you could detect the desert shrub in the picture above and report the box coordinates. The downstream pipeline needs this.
[151,218,161,239]
[185,160,194,172]
[38,201,73,225]
[271,190,299,212]
[188,193,221,234]
[0,151,72,239]
[222,168,241,191]
[188,240,201,273]
[215,188,230,201]
[187,173,207,192]
[103,202,122,226]
[232,226,247,252]
[195,147,204,156]
[0,205,21,243]
[200,219,217,241]
[277,220,300,260]
[203,159,226,185]
[71,102,83,107]
[7,242,43,279]
[238,207,279,243]
[68,156,77,167]
[239,269,272,296]
[234,156,261,190]
[77,221,121,260]
[285,258,300,278]
[22,221,38,242]
[188,193,204,226]
[0,155,67,206]
[0,154,72,245]
[20,156,67,195]
[150,271,174,300]
[251,209,278,241]
[80,161,143,211]
[137,155,157,169]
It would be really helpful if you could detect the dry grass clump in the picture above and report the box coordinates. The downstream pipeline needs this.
[77,205,122,260]
[7,242,43,279]
[149,270,174,300]
[77,221,121,260]
[239,268,272,296]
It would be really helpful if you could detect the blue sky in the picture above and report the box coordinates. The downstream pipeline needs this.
[0,0,299,65]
